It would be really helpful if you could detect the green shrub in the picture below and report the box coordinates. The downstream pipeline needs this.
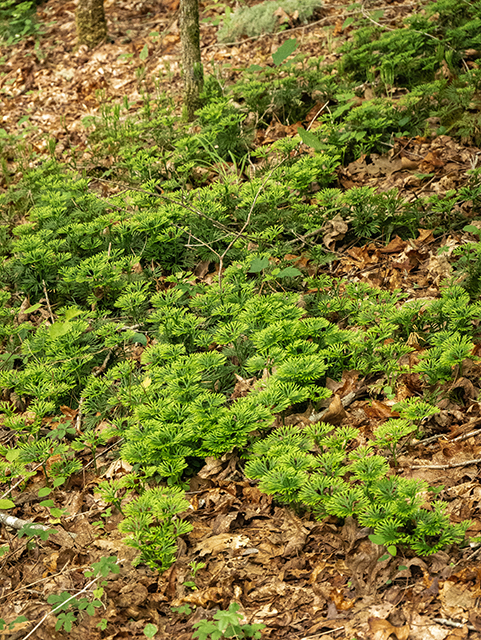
[341,0,481,87]
[245,421,470,556]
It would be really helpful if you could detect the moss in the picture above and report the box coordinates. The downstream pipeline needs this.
[75,0,107,49]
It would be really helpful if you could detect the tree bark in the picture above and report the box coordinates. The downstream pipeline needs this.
[76,0,107,49]
[179,0,203,121]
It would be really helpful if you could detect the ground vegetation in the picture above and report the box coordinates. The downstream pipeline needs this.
[0,0,481,638]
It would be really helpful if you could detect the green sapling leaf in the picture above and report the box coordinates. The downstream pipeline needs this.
[48,322,72,339]
[140,44,149,61]
[0,498,15,509]
[143,623,158,638]
[131,333,147,346]
[248,257,269,273]
[297,127,324,152]
[272,38,297,66]
[23,303,42,314]
[276,266,302,279]
[369,534,385,545]
[464,225,481,236]
[5,449,19,462]
[63,308,83,322]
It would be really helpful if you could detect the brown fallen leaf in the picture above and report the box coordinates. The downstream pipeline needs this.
[323,215,349,250]
[379,235,408,254]
[179,586,227,607]
[319,394,347,425]
[364,400,397,419]
[198,456,224,479]
[400,155,419,170]
[368,617,410,640]
[194,533,250,556]
[273,6,290,24]
[330,587,355,611]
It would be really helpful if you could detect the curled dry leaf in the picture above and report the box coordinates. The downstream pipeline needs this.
[323,215,349,250]
[368,617,410,640]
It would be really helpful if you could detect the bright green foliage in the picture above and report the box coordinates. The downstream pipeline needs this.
[0,0,480,586]
[116,269,347,481]
[217,0,322,42]
[245,422,471,555]
[452,220,481,299]
[118,485,193,571]
[341,0,481,87]
[0,0,40,44]
[393,397,440,424]
[0,616,28,633]
[373,419,416,466]
[192,602,265,640]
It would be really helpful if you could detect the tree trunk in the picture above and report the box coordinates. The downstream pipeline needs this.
[179,0,203,121]
[76,0,107,49]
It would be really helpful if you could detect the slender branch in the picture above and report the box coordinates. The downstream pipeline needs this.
[75,349,113,433]
[416,427,481,448]
[0,511,50,532]
[0,511,77,541]
[0,462,45,501]
[433,618,476,631]
[218,164,281,287]
[41,280,55,324]
[306,101,329,132]
[0,562,73,602]
[298,627,345,639]
[411,457,481,470]
[96,177,245,239]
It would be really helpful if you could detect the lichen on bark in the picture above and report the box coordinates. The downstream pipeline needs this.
[180,0,204,121]
[76,0,107,49]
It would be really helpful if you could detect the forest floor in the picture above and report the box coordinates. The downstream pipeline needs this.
[1,0,481,639]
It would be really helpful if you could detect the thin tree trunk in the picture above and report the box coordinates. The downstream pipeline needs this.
[179,0,203,121]
[76,0,107,49]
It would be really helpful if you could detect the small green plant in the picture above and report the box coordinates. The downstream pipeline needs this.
[452,223,481,299]
[0,616,28,634]
[245,422,471,556]
[172,603,194,616]
[0,0,40,45]
[117,486,193,571]
[143,623,159,638]
[373,419,417,467]
[192,602,265,640]
[48,556,119,633]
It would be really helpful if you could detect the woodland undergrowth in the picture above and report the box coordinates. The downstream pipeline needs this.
[1,0,481,632]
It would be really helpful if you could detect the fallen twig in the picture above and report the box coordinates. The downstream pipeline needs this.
[41,279,55,324]
[414,427,481,449]
[412,457,481,470]
[433,617,475,631]
[0,511,51,533]
[218,164,280,287]
[299,627,345,639]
